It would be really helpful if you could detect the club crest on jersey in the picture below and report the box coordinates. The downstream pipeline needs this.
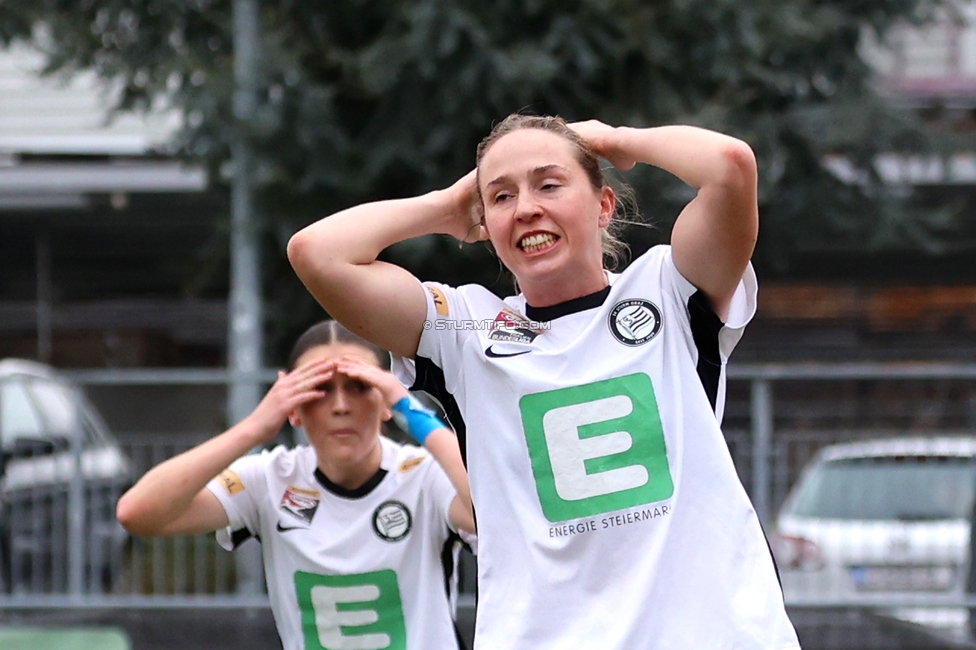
[608,299,662,346]
[279,486,321,525]
[488,308,543,344]
[372,500,412,542]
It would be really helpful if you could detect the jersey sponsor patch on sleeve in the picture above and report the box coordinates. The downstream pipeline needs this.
[425,285,450,316]
[217,469,245,495]
[397,456,425,473]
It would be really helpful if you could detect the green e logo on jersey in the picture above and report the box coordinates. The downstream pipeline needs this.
[520,373,673,522]
[295,569,406,650]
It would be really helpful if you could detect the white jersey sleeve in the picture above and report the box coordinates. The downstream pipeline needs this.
[391,280,475,391]
[206,448,277,551]
[662,249,758,359]
[656,248,757,422]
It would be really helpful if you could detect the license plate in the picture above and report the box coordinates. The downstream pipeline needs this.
[850,565,955,591]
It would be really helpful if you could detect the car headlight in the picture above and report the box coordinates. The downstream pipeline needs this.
[771,533,825,571]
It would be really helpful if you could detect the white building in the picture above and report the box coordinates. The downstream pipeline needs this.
[0,43,224,366]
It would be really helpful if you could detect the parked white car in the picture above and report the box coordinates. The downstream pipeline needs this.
[772,436,976,629]
[0,358,132,593]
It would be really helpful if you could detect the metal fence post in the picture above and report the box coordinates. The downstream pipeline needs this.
[35,231,52,364]
[67,417,86,595]
[228,0,265,596]
[750,378,773,526]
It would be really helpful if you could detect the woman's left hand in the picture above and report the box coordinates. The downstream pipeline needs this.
[568,120,637,171]
[333,356,409,407]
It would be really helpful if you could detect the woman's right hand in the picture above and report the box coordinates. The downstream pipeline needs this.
[116,359,340,538]
[440,170,488,243]
[245,358,334,444]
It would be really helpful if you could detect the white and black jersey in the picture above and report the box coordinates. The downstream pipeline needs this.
[392,246,800,650]
[206,436,463,650]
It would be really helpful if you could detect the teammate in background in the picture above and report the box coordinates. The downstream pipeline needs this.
[116,320,474,650]
[287,114,800,648]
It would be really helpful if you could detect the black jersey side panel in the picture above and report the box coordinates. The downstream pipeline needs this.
[687,290,784,585]
[411,356,468,467]
[688,290,723,412]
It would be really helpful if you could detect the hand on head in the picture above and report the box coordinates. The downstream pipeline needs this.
[333,356,409,407]
[444,170,489,244]
[567,120,636,171]
[247,357,335,443]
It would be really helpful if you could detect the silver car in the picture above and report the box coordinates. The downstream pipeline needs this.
[0,358,132,593]
[772,436,976,629]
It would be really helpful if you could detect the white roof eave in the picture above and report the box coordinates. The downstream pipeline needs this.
[0,43,183,157]
[0,160,208,194]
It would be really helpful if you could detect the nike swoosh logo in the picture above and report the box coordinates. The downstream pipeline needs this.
[485,346,531,358]
[276,522,304,533]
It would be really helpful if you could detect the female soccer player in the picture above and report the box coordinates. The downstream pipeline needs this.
[116,320,474,650]
[287,115,799,649]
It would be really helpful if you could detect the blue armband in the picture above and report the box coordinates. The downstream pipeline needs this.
[391,394,446,445]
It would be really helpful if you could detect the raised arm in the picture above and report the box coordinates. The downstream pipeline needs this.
[287,172,485,359]
[571,121,758,321]
[335,357,475,535]
[115,359,334,536]
[424,427,476,536]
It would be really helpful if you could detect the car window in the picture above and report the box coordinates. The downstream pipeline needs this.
[0,379,45,445]
[28,378,83,439]
[787,455,976,521]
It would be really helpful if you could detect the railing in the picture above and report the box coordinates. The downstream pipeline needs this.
[2,362,976,637]
[728,362,976,525]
